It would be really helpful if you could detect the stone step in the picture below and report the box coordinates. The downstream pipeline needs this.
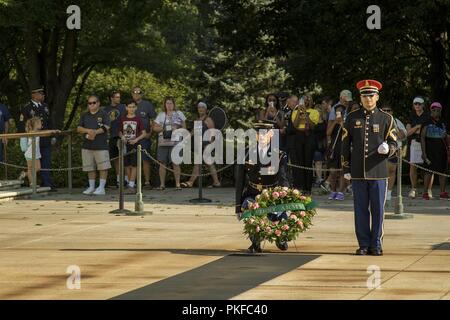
[0,180,23,191]
[0,187,51,202]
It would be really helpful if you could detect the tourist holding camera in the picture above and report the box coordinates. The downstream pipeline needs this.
[153,97,186,190]
[290,94,320,194]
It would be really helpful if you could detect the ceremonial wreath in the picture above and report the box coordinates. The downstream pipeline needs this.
[242,187,317,244]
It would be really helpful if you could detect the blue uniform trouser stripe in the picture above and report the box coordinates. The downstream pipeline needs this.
[40,145,53,187]
[352,179,387,249]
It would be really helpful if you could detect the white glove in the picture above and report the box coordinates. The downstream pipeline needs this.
[51,137,57,145]
[377,142,389,155]
[344,173,352,180]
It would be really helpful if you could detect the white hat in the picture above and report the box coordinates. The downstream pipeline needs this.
[198,102,207,109]
[340,90,353,102]
[413,97,424,104]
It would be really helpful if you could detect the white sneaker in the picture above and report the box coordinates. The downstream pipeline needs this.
[386,190,392,201]
[408,189,416,199]
[83,187,95,195]
[93,187,106,195]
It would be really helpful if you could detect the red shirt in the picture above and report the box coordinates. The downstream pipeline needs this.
[119,116,144,140]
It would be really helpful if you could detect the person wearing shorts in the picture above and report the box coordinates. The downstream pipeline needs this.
[153,97,186,190]
[406,97,431,198]
[326,103,346,201]
[77,95,111,195]
[118,100,146,190]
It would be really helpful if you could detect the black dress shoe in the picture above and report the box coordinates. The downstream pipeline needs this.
[368,248,383,256]
[355,248,368,255]
[49,187,58,192]
[247,242,262,253]
[276,241,288,251]
[253,242,262,253]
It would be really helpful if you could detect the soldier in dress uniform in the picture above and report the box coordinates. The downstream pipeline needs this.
[235,121,288,253]
[342,80,397,256]
[18,86,57,191]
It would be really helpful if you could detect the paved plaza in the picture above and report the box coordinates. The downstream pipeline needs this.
[0,188,449,300]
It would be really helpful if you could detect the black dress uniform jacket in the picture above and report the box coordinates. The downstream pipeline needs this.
[18,101,53,147]
[342,107,397,179]
[235,147,283,214]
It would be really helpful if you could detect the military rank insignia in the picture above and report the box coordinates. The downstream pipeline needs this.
[373,124,380,133]
[388,128,398,141]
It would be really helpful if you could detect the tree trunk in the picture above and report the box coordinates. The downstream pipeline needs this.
[64,64,96,130]
[428,31,449,124]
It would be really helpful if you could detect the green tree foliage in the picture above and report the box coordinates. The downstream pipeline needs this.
[215,0,450,123]
[186,0,290,129]
[0,0,200,129]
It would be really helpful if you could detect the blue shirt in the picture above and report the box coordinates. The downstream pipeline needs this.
[328,102,348,121]
[0,103,11,133]
[136,100,157,132]
[425,121,446,139]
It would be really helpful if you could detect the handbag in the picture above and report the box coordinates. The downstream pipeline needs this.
[158,114,176,147]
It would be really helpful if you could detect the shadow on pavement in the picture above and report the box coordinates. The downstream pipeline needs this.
[108,253,319,300]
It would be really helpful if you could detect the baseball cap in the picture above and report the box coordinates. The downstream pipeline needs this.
[430,102,442,109]
[413,97,424,104]
[340,90,353,102]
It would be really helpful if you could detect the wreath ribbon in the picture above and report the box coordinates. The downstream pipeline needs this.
[242,201,317,219]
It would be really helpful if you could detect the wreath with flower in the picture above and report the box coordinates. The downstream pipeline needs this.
[242,187,317,244]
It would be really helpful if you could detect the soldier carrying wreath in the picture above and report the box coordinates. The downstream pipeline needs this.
[235,121,317,253]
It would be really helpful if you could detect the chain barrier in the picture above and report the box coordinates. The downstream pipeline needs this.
[401,158,450,178]
[0,150,136,172]
[2,147,448,179]
[140,148,236,177]
[287,162,343,172]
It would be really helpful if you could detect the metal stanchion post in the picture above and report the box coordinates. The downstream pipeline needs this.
[386,149,413,219]
[68,132,72,194]
[31,136,37,194]
[4,143,7,180]
[189,164,212,203]
[110,139,131,214]
[129,144,151,215]
[135,144,144,212]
